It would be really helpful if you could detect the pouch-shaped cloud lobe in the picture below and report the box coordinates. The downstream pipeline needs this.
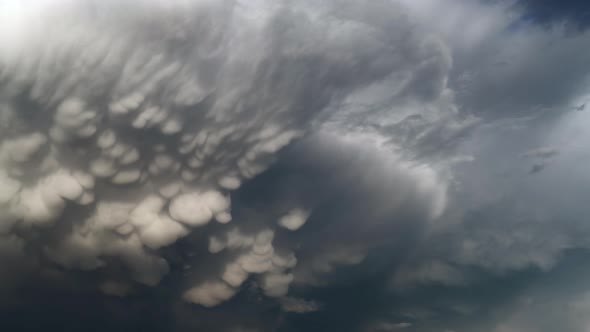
[0,0,452,315]
[6,1,587,332]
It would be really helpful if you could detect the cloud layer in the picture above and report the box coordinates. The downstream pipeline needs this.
[2,1,590,332]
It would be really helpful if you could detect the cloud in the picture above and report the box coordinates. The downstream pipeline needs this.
[183,280,237,307]
[521,146,560,159]
[278,208,310,231]
[99,280,133,297]
[2,1,590,332]
[391,261,465,290]
[370,321,413,331]
[169,191,231,227]
[516,0,590,30]
[280,297,322,313]
[402,0,590,120]
[250,132,449,287]
[519,146,559,174]
[0,0,459,318]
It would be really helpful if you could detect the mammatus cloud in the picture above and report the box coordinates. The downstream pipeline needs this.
[278,208,310,231]
[2,1,590,332]
[0,0,451,315]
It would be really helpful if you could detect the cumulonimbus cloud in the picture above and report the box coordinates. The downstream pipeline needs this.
[0,0,454,310]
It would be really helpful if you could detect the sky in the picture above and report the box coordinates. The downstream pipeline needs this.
[1,0,590,331]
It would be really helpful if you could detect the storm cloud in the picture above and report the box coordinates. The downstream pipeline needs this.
[1,0,590,332]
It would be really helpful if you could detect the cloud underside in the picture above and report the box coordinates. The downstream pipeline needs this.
[1,1,590,332]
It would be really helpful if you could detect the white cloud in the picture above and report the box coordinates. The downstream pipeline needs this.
[278,208,310,231]
[169,191,230,227]
[183,280,237,307]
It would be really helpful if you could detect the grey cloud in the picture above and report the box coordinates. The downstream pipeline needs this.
[369,321,412,331]
[391,261,466,290]
[520,147,559,174]
[251,132,448,287]
[401,0,590,119]
[2,1,590,332]
[515,0,590,30]
[521,146,559,159]
[528,163,545,174]
[279,297,322,313]
[0,0,458,326]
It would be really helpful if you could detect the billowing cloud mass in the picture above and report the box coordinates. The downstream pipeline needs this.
[1,0,590,332]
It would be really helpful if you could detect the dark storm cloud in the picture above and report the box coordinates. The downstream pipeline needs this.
[0,0,459,331]
[234,132,447,288]
[516,0,590,30]
[450,31,590,119]
[2,0,590,331]
[401,0,590,119]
